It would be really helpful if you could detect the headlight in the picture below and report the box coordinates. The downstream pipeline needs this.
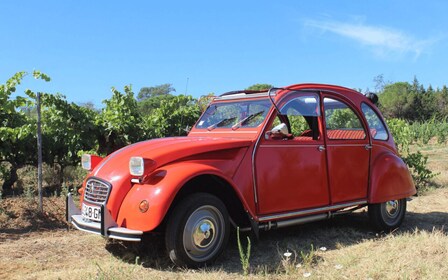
[81,154,103,171]
[129,157,157,177]
[129,157,144,176]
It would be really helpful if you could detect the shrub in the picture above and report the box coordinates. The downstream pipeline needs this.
[386,118,438,192]
[409,117,448,144]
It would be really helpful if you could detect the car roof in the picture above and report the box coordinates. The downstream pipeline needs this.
[216,83,368,103]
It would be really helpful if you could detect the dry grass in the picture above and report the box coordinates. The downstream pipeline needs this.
[1,194,447,280]
[417,143,448,186]
[1,143,448,279]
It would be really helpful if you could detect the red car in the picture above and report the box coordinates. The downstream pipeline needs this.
[67,84,416,267]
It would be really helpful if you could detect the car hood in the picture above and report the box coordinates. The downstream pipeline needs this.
[84,136,252,220]
[91,136,253,183]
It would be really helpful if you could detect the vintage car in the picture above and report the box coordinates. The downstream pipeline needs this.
[67,84,416,267]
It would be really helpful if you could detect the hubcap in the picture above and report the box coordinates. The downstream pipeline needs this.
[384,200,399,218]
[183,206,224,262]
[193,220,215,248]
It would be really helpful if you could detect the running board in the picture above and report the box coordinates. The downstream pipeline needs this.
[259,213,329,231]
[239,201,367,234]
[258,200,367,222]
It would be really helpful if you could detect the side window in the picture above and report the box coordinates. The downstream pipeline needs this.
[361,103,388,140]
[272,94,320,140]
[324,98,366,140]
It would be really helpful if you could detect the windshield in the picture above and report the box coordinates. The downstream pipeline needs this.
[196,99,272,130]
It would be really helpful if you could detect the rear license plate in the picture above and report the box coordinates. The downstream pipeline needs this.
[82,203,102,222]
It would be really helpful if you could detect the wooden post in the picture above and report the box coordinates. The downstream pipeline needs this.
[37,92,43,212]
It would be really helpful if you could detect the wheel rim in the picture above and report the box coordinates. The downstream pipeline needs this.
[383,200,401,220]
[183,205,225,262]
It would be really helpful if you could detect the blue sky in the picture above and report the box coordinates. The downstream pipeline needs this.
[1,1,447,107]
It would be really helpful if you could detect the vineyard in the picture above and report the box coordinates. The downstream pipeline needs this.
[1,71,448,279]
[0,142,447,279]
[2,72,447,197]
[0,72,203,196]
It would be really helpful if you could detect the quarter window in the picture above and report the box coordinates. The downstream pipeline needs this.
[361,103,388,140]
[324,98,366,140]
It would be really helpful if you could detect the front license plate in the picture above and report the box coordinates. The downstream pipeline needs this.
[82,203,102,222]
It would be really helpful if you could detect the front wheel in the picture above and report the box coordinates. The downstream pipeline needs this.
[165,193,230,268]
[368,198,407,231]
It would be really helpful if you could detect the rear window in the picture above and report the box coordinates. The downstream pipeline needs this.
[361,103,388,140]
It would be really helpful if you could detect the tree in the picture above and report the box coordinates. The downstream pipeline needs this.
[373,74,390,93]
[378,82,415,120]
[413,86,435,121]
[435,86,448,118]
[78,101,98,112]
[137,84,179,116]
[137,84,175,101]
[138,94,174,116]
[246,84,273,91]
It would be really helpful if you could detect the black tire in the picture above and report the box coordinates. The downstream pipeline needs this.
[368,198,407,231]
[165,193,230,268]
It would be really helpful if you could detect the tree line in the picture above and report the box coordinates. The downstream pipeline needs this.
[376,75,448,122]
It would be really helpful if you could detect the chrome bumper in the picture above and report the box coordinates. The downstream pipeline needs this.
[66,193,143,242]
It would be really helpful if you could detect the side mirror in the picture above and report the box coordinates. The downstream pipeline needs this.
[266,123,291,139]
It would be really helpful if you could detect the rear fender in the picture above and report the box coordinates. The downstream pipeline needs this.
[369,152,416,203]
[116,162,244,232]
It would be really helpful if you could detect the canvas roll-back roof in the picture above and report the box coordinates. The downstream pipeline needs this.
[216,84,378,105]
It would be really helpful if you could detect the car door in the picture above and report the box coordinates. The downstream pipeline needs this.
[322,95,370,204]
[255,92,330,215]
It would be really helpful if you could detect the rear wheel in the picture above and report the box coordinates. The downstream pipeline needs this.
[165,193,229,268]
[368,198,407,231]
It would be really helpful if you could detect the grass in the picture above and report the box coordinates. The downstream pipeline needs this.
[411,142,448,190]
[237,227,251,276]
[2,223,447,279]
[1,142,447,279]
[2,186,447,279]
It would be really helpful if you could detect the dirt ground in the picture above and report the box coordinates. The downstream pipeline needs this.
[1,144,447,279]
[1,185,448,279]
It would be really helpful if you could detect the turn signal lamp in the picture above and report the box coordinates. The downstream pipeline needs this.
[139,200,149,213]
[81,154,103,171]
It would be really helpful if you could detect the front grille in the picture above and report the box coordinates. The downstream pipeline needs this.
[84,179,111,204]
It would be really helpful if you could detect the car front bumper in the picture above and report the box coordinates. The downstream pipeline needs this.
[66,193,143,242]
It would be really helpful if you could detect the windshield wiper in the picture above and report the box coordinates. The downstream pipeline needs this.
[231,111,264,130]
[207,117,237,131]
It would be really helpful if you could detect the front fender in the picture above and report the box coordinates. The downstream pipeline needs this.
[116,162,240,232]
[369,152,416,203]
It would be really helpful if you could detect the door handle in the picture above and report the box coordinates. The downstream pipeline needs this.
[365,144,373,150]
[318,145,325,152]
